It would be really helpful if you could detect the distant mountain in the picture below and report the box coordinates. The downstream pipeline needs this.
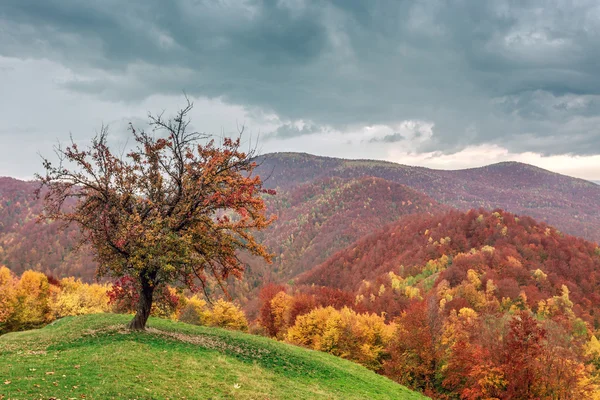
[256,153,600,243]
[2,153,598,287]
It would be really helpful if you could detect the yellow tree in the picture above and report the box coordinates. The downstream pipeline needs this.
[12,270,52,330]
[38,100,274,330]
[0,266,16,326]
[51,277,110,318]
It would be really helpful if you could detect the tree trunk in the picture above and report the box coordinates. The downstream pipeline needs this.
[127,272,156,330]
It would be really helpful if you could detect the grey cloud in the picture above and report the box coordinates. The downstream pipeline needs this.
[264,123,322,140]
[369,133,404,144]
[1,0,600,155]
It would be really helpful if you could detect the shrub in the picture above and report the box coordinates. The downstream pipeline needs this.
[205,299,248,331]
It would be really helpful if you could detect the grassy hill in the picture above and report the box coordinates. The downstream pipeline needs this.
[0,314,426,400]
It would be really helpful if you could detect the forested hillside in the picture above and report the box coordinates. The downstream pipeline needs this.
[0,178,95,279]
[259,209,600,398]
[256,153,600,243]
[234,176,445,303]
[299,209,600,323]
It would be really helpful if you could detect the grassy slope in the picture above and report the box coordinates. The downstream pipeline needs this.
[0,314,426,400]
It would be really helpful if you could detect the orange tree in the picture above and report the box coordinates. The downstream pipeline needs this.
[38,100,274,330]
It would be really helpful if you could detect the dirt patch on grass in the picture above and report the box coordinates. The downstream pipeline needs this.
[146,328,272,359]
[83,325,130,336]
[78,324,273,360]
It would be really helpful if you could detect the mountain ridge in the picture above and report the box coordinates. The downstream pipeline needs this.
[255,152,600,243]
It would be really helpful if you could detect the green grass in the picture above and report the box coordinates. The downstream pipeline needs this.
[0,314,427,399]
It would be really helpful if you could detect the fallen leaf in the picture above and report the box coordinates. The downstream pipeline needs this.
[4,381,10,385]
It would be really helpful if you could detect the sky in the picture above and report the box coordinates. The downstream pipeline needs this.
[1,0,599,181]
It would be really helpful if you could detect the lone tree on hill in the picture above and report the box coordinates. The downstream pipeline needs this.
[38,100,275,330]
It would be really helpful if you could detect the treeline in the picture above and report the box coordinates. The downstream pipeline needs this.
[0,266,109,333]
[0,267,248,334]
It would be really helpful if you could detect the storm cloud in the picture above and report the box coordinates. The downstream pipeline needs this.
[1,0,600,177]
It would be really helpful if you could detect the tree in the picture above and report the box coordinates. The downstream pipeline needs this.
[0,266,16,327]
[38,100,274,330]
[502,311,546,398]
[11,270,52,331]
[204,299,248,331]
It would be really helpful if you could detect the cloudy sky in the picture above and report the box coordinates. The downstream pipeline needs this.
[1,0,600,180]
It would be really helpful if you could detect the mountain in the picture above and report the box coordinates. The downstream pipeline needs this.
[298,208,600,322]
[256,153,600,244]
[2,152,598,287]
[0,314,425,399]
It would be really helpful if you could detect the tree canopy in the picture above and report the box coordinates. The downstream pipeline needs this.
[38,100,274,329]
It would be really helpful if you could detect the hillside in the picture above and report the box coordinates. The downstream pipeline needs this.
[256,153,600,243]
[0,314,425,400]
[298,209,600,322]
[0,177,95,279]
[234,176,445,303]
[266,209,600,397]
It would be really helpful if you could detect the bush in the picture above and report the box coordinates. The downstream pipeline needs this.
[178,295,209,325]
[51,277,110,318]
[205,299,248,331]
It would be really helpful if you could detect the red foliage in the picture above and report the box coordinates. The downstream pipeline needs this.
[300,209,600,324]
[502,311,547,398]
[258,283,286,336]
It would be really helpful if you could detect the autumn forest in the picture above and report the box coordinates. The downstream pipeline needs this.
[2,153,600,399]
